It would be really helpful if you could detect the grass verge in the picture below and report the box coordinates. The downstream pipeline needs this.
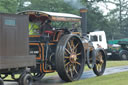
[63,71,128,85]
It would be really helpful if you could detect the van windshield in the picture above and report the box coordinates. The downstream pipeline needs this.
[90,35,98,41]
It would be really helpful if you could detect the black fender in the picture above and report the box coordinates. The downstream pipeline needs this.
[86,47,96,69]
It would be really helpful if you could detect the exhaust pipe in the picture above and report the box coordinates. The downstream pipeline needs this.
[80,8,88,36]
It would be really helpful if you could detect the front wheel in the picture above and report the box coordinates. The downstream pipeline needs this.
[93,49,106,76]
[55,34,85,82]
[19,74,33,85]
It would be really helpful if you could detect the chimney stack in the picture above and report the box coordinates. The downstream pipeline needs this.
[80,8,87,36]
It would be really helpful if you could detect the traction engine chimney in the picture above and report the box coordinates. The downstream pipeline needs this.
[80,8,87,36]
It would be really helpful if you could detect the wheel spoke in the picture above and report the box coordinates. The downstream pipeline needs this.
[70,65,73,78]
[75,61,81,65]
[65,62,70,67]
[68,41,73,52]
[76,52,81,56]
[97,52,104,64]
[64,60,66,63]
[64,56,70,59]
[99,64,102,71]
[97,52,102,58]
[70,40,75,50]
[97,64,102,72]
[73,64,78,74]
[73,43,79,52]
[66,64,70,73]
[65,48,71,54]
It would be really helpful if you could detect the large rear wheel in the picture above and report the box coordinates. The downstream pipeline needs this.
[93,49,106,76]
[56,34,85,82]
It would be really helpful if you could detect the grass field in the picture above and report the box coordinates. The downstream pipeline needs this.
[106,60,128,68]
[83,60,128,71]
[64,71,128,85]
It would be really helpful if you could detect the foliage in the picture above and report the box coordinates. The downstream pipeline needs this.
[23,0,79,14]
[0,0,18,13]
[88,0,128,39]
[0,0,127,40]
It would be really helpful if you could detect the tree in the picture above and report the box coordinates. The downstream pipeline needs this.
[80,1,112,38]
[104,0,128,39]
[82,0,128,39]
[0,0,113,39]
[21,0,79,14]
[0,0,18,13]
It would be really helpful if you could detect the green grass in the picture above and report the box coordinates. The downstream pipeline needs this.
[63,71,128,85]
[106,61,128,68]
[84,60,128,71]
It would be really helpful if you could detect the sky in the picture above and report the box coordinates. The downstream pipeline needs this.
[96,2,116,15]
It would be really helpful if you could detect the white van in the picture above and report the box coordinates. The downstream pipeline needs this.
[87,31,108,50]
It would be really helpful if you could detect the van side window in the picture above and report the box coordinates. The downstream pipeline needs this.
[99,35,102,41]
[90,35,98,41]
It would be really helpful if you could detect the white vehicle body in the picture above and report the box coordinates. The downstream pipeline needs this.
[88,31,108,50]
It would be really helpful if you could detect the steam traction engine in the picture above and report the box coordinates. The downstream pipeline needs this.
[19,9,106,82]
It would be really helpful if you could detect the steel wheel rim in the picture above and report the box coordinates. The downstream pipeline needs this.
[96,51,104,72]
[64,37,84,79]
